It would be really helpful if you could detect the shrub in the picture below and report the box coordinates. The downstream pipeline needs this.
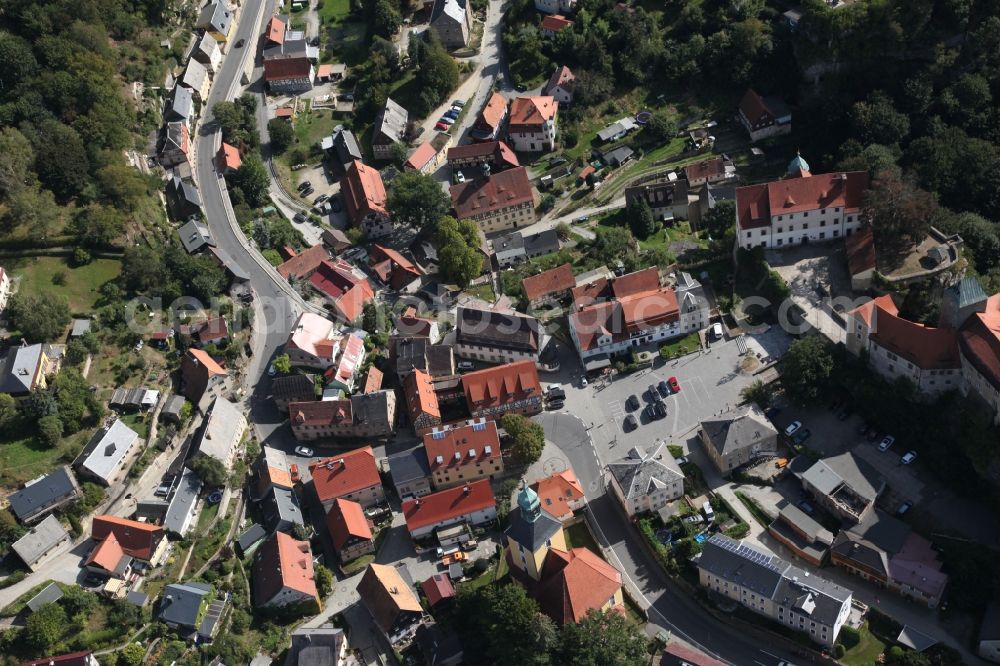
[833,644,845,658]
[725,523,750,539]
[838,625,861,649]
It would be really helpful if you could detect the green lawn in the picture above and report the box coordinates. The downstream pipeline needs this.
[293,107,339,151]
[658,331,701,358]
[197,500,220,533]
[564,521,602,556]
[120,412,150,440]
[318,0,352,25]
[840,626,887,666]
[0,431,87,490]
[466,283,496,302]
[9,256,121,314]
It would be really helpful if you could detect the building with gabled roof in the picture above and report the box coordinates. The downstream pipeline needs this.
[735,166,869,251]
[607,443,683,516]
[277,244,330,281]
[17,652,99,666]
[265,14,286,44]
[402,368,443,433]
[699,404,779,477]
[455,306,542,366]
[11,515,71,572]
[253,532,319,608]
[523,263,575,307]
[285,312,341,369]
[192,32,222,73]
[430,0,472,48]
[471,92,508,142]
[531,469,584,524]
[423,418,502,490]
[450,166,535,234]
[264,55,314,93]
[508,97,558,152]
[253,446,293,499]
[738,89,792,142]
[373,98,409,161]
[180,348,231,411]
[326,498,374,563]
[421,574,456,608]
[0,343,51,396]
[165,85,194,125]
[389,446,433,500]
[158,581,212,631]
[684,156,735,186]
[160,121,190,168]
[309,447,384,510]
[356,563,425,646]
[958,290,1000,424]
[447,140,519,171]
[341,160,391,238]
[270,374,316,413]
[767,500,834,567]
[196,1,234,42]
[163,467,202,537]
[794,451,885,524]
[217,142,242,175]
[289,390,396,441]
[194,397,247,471]
[91,515,165,563]
[370,244,423,292]
[261,485,304,534]
[76,420,141,486]
[324,331,366,392]
[697,534,851,647]
[535,547,623,624]
[624,178,689,223]
[540,14,573,37]
[309,259,374,323]
[401,478,496,538]
[180,58,210,102]
[7,466,81,524]
[462,360,543,420]
[543,65,575,104]
[506,485,565,581]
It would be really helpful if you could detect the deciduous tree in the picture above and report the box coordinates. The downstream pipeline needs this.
[501,413,545,465]
[780,337,834,404]
[8,293,71,342]
[267,118,295,155]
[190,455,228,488]
[388,170,452,230]
[437,217,483,288]
[864,169,939,256]
[558,608,648,666]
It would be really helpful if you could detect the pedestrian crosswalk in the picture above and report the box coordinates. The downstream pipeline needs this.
[736,335,748,355]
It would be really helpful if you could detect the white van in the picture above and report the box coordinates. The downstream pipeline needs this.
[702,501,715,522]
[711,323,724,340]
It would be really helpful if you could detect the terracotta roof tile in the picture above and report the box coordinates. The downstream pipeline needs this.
[326,498,373,550]
[536,547,622,624]
[341,160,388,224]
[545,65,575,94]
[523,264,575,302]
[540,14,573,31]
[462,360,541,410]
[253,531,317,604]
[421,574,455,607]
[92,515,164,561]
[402,479,495,532]
[277,244,330,280]
[531,469,584,520]
[263,55,311,82]
[870,305,961,370]
[357,563,423,634]
[450,167,533,219]
[217,142,242,171]
[738,89,769,126]
[477,92,508,132]
[959,294,1000,391]
[309,447,381,504]
[266,15,286,43]
[735,172,869,231]
[845,226,876,275]
[308,259,374,322]
[404,142,437,171]
[446,141,520,168]
[404,369,441,421]
[423,419,500,472]
[684,157,726,182]
[509,96,557,127]
[86,531,126,571]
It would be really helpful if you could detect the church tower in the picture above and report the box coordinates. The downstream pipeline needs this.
[504,484,566,582]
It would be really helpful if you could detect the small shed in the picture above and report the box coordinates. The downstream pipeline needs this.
[26,583,64,613]
[70,319,91,338]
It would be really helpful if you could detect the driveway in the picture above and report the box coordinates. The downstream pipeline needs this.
[766,244,854,344]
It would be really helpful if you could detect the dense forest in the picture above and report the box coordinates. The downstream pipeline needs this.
[0,0,175,244]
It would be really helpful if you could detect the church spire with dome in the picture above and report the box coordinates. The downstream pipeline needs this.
[787,151,811,178]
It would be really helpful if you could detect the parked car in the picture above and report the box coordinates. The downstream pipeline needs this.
[878,435,895,452]
[546,400,565,411]
[235,38,246,48]
[711,322,724,340]
[461,539,478,551]
[764,406,781,420]
[657,380,670,396]
[444,109,459,119]
[546,391,566,403]
[623,414,638,430]
[515,83,527,92]
[797,500,815,515]
[901,450,917,464]
[268,364,276,376]
[653,400,668,419]
[454,170,466,184]
[301,186,314,197]
[315,194,329,204]
[435,121,449,131]
[626,394,640,411]
[667,376,680,392]
[294,446,314,457]
[293,212,307,224]
[452,99,466,107]
[647,384,658,400]
[675,456,690,466]
[896,501,912,516]
[297,181,312,192]
[580,377,588,387]
[439,116,455,125]
[338,93,355,102]
[644,403,656,420]
[792,429,812,445]
[457,361,475,371]
[784,421,802,436]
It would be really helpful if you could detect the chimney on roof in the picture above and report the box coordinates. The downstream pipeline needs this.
[463,485,470,494]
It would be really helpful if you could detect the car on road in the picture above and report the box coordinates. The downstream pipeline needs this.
[297,181,312,192]
[784,420,802,436]
[623,414,638,430]
[878,435,895,451]
[792,429,811,445]
[626,394,640,411]
[573,216,590,223]
[235,38,245,48]
[515,83,527,92]
[293,212,307,224]
[901,450,917,464]
[711,322,724,340]
[667,376,680,393]
[675,456,689,466]
[294,446,314,457]
[435,121,449,131]
[653,400,668,419]
[657,380,670,396]
[546,400,564,411]
[452,99,466,107]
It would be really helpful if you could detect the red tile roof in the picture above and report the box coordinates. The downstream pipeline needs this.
[738,89,770,126]
[570,288,680,352]
[402,479,495,532]
[450,167,533,220]
[19,652,95,666]
[195,316,229,343]
[446,141,520,168]
[217,142,242,171]
[308,259,374,322]
[404,368,441,421]
[462,360,541,410]
[253,531,318,604]
[477,92,508,132]
[263,55,311,82]
[341,160,388,224]
[86,531,126,572]
[423,419,500,472]
[185,348,226,376]
[92,515,164,561]
[370,244,423,290]
[545,65,575,93]
[362,367,384,394]
[611,267,659,299]
[870,304,961,370]
[683,156,726,182]
[531,469,583,520]
[510,96,557,127]
[523,264,575,303]
[845,226,877,276]
[959,294,1000,391]
[291,399,353,428]
[850,294,897,328]
[540,14,573,32]
[309,447,381,504]
[356,564,423,634]
[278,244,330,280]
[266,15,286,44]
[397,307,437,337]
[421,574,456,607]
[275,106,294,118]
[326,498,373,550]
[735,172,869,231]
[536,547,622,624]
[404,142,438,171]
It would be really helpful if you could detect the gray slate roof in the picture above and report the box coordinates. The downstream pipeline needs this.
[389,446,432,487]
[700,404,777,456]
[70,319,91,337]
[168,85,193,121]
[7,466,79,521]
[776,500,832,545]
[178,218,212,253]
[159,581,212,628]
[181,59,209,93]
[522,229,560,255]
[493,231,525,254]
[162,394,187,419]
[77,419,140,483]
[431,0,467,25]
[12,516,69,568]
[197,397,244,467]
[237,523,267,554]
[948,276,987,309]
[271,374,315,403]
[698,535,851,628]
[164,467,203,536]
[607,443,684,501]
[800,451,884,503]
[374,98,409,145]
[456,307,540,354]
[0,343,48,395]
[26,582,64,612]
[602,145,634,166]
[288,625,346,666]
[197,2,232,36]
[261,486,304,531]
[504,505,562,552]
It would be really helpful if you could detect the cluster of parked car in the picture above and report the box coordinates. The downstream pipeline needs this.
[297,179,314,198]
[434,100,465,132]
[622,376,680,430]
[544,384,566,411]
